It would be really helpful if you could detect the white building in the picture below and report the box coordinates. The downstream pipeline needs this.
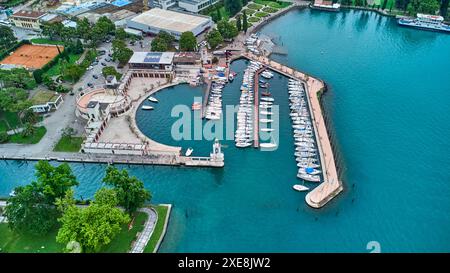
[149,0,178,9]
[127,8,213,39]
[178,0,219,13]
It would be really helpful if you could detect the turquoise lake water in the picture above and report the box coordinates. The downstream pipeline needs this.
[1,9,450,252]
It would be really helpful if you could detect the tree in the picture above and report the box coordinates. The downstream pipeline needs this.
[179,31,197,51]
[56,188,130,253]
[225,0,243,17]
[151,37,169,51]
[102,66,121,79]
[103,166,151,215]
[21,122,36,137]
[33,69,43,84]
[4,185,59,235]
[73,39,84,54]
[217,19,239,39]
[236,15,242,31]
[382,0,388,9]
[64,64,84,83]
[112,39,134,66]
[115,28,128,40]
[207,28,224,49]
[441,0,449,17]
[0,87,31,127]
[243,0,248,5]
[33,161,79,203]
[243,10,249,33]
[0,26,17,53]
[407,0,440,14]
[76,18,92,42]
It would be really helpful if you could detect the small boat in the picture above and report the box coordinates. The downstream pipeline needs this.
[261,91,271,96]
[297,162,321,169]
[297,173,321,182]
[260,82,269,88]
[260,111,272,115]
[185,147,193,156]
[261,97,274,102]
[236,142,252,148]
[293,184,309,192]
[260,142,277,149]
[260,119,273,123]
[148,96,158,103]
[142,106,154,110]
[261,128,274,132]
[228,74,234,82]
[298,167,321,175]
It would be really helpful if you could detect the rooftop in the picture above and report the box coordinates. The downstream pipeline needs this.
[129,8,211,33]
[30,90,60,105]
[12,10,47,19]
[129,52,175,65]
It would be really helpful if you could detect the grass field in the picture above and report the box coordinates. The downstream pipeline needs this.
[243,8,257,16]
[248,16,261,23]
[255,11,269,18]
[0,211,148,253]
[45,53,82,78]
[247,3,263,10]
[101,212,148,253]
[144,205,169,253]
[30,39,65,46]
[8,126,46,144]
[53,136,84,152]
[253,0,291,9]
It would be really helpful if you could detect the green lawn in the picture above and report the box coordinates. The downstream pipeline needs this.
[350,0,394,8]
[247,3,263,10]
[253,0,291,9]
[242,8,257,16]
[8,126,47,144]
[248,16,261,23]
[45,53,82,78]
[101,211,148,253]
[0,112,20,133]
[144,205,169,253]
[0,211,148,253]
[0,224,64,253]
[262,7,279,13]
[254,11,269,18]
[30,38,65,46]
[53,136,84,152]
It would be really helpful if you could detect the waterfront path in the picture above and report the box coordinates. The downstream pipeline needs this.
[129,207,157,253]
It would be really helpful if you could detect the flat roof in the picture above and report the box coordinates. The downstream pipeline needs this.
[417,13,444,21]
[12,10,47,19]
[128,52,175,65]
[130,8,211,33]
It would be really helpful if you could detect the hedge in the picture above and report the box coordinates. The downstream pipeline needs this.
[0,40,31,62]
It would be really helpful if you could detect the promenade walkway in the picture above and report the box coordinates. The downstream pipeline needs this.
[129,207,157,253]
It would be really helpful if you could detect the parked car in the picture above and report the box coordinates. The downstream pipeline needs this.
[101,62,106,66]
[92,61,98,66]
[87,83,94,88]
[93,74,98,79]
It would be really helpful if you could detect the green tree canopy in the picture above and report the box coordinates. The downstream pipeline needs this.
[207,28,224,49]
[4,185,59,235]
[225,0,243,17]
[407,0,440,15]
[112,39,133,66]
[179,31,197,51]
[103,166,151,215]
[243,10,249,33]
[0,26,17,53]
[115,28,128,40]
[217,19,239,39]
[56,188,130,253]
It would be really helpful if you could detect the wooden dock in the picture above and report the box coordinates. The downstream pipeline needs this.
[241,52,343,208]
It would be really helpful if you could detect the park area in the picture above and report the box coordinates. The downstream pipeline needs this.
[0,44,63,70]
[0,205,169,253]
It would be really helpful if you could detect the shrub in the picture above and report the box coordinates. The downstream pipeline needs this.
[0,131,9,143]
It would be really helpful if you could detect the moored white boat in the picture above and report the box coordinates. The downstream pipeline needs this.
[142,105,154,110]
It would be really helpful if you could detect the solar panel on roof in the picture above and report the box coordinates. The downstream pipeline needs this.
[144,52,162,63]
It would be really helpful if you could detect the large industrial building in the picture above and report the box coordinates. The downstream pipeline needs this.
[127,8,213,39]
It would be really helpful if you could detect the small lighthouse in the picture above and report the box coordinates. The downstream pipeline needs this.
[210,138,224,167]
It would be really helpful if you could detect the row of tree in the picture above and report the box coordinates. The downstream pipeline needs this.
[4,162,151,253]
[347,0,447,17]
[41,16,116,48]
[207,18,241,49]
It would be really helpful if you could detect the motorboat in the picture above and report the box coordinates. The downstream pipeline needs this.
[148,96,158,103]
[297,162,321,169]
[260,119,273,123]
[142,105,154,110]
[236,142,252,148]
[185,147,193,157]
[261,97,274,102]
[293,184,309,192]
[260,142,277,149]
[261,128,274,132]
[260,111,272,115]
[298,167,321,175]
[297,173,321,182]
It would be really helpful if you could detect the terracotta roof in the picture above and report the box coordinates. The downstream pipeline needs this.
[12,10,47,19]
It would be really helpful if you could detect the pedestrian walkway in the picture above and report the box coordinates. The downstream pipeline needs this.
[129,207,157,253]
